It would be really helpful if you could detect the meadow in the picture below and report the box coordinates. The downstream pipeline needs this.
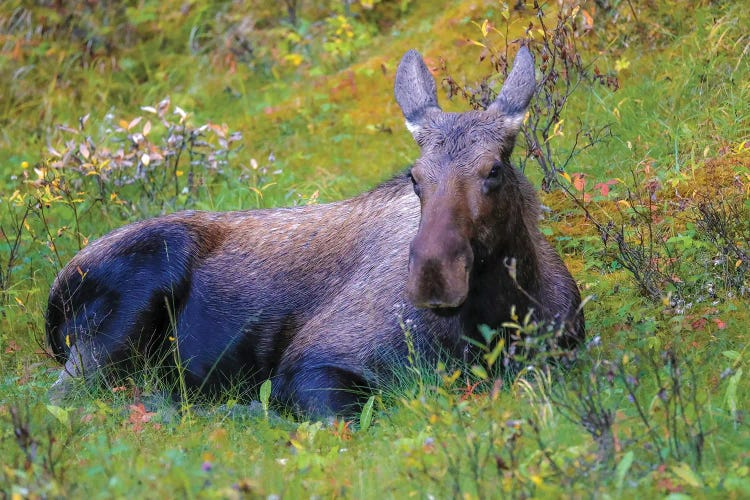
[1,0,749,497]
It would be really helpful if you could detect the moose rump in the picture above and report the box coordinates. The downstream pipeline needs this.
[46,46,585,417]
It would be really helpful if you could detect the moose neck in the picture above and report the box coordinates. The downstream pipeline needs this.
[461,171,543,334]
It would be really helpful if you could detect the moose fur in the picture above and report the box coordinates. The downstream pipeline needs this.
[46,46,584,416]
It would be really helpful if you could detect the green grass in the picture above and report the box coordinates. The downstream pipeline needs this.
[2,0,750,497]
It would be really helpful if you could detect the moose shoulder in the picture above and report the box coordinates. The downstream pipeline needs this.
[46,46,584,416]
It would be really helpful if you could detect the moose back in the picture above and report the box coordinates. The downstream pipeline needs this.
[46,46,585,416]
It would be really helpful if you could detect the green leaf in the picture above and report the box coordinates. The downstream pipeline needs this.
[477,324,497,345]
[484,338,505,369]
[722,350,741,361]
[615,451,634,489]
[359,396,375,431]
[664,494,693,500]
[46,404,71,431]
[470,364,489,380]
[259,379,272,414]
[672,462,703,488]
[725,368,743,415]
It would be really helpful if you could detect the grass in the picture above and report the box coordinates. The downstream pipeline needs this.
[1,0,749,497]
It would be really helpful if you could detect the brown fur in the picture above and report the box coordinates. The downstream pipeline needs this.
[46,47,584,416]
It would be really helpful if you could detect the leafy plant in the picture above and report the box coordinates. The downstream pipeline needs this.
[442,1,619,190]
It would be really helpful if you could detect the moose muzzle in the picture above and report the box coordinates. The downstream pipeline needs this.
[406,224,474,309]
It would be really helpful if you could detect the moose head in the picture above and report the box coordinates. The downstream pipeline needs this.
[395,46,537,309]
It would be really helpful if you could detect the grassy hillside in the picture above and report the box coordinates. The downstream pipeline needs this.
[1,0,749,497]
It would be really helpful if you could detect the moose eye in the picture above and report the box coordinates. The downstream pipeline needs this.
[487,163,501,179]
[408,171,421,197]
[482,163,503,194]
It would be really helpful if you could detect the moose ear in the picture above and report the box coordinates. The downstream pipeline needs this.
[394,50,441,140]
[488,46,536,130]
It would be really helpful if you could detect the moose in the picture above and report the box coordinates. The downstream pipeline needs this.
[46,46,585,416]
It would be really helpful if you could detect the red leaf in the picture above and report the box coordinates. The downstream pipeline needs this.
[572,173,586,192]
[690,318,707,330]
[714,318,727,329]
[595,179,618,197]
[4,340,20,354]
[128,403,156,432]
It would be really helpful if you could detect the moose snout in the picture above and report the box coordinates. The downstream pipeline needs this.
[406,236,473,310]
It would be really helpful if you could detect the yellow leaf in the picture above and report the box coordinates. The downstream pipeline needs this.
[581,9,594,29]
[615,57,631,72]
[561,171,572,184]
[672,462,703,488]
[736,259,743,269]
[14,297,24,307]
[65,334,71,348]
[175,170,184,177]
[283,53,304,67]
[442,369,461,385]
[552,119,564,137]
[481,19,489,37]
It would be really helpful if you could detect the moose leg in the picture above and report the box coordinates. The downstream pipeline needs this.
[273,360,371,417]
